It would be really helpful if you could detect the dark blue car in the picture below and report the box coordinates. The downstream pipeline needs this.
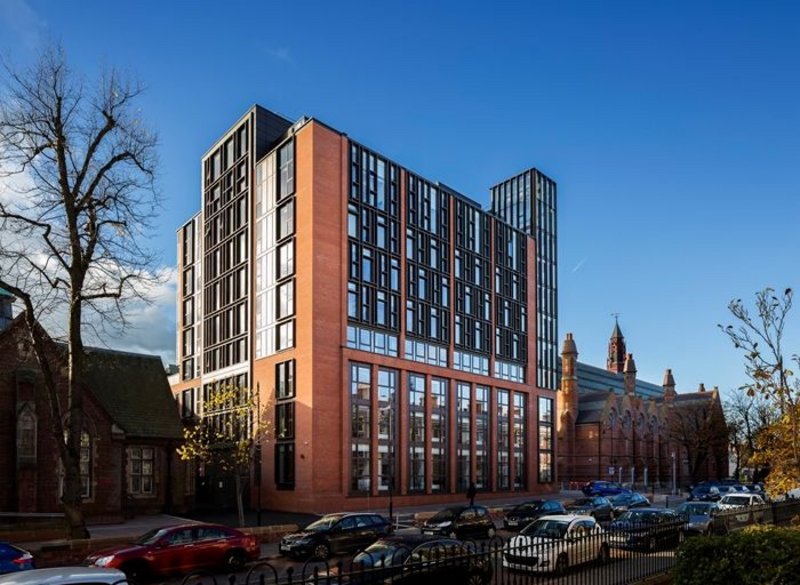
[0,542,35,574]
[582,480,630,497]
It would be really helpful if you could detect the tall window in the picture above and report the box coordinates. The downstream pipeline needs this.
[127,447,155,496]
[539,396,554,483]
[350,363,371,492]
[377,369,397,493]
[431,378,448,492]
[456,382,471,492]
[408,374,426,491]
[475,386,489,489]
[513,393,527,489]
[275,359,296,489]
[17,407,37,462]
[60,430,92,500]
[497,390,510,490]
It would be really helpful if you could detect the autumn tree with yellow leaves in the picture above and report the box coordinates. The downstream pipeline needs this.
[177,383,271,527]
[720,287,800,496]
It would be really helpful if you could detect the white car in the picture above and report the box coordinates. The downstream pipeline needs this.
[0,567,128,585]
[502,514,609,575]
[718,493,767,523]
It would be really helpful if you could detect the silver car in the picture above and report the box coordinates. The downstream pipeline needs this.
[0,567,128,585]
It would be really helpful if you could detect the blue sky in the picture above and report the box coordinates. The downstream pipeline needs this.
[1,0,798,396]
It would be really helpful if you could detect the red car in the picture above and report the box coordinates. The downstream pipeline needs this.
[84,523,259,579]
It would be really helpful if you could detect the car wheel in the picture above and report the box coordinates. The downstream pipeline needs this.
[486,526,496,539]
[554,554,568,576]
[313,542,331,560]
[597,544,610,565]
[224,549,246,571]
[121,561,150,582]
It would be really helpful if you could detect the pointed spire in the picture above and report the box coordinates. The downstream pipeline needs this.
[562,332,578,356]
[611,316,623,340]
[607,317,627,374]
[623,353,637,394]
[623,353,637,374]
[662,368,676,403]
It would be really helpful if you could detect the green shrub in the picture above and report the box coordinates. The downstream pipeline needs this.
[673,529,800,585]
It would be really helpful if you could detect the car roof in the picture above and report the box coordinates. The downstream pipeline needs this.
[536,514,594,522]
[370,534,460,546]
[620,507,672,513]
[0,567,127,585]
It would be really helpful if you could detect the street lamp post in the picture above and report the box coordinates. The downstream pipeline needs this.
[671,452,676,495]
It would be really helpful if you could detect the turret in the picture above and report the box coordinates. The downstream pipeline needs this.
[607,318,626,373]
[662,369,676,403]
[623,353,637,394]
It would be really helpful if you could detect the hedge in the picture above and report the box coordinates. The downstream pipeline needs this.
[673,526,800,585]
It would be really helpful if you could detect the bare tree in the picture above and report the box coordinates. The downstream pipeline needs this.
[667,397,728,486]
[723,387,777,482]
[0,45,161,537]
[720,288,800,494]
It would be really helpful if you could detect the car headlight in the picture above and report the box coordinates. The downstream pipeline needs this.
[92,556,115,567]
[436,521,452,528]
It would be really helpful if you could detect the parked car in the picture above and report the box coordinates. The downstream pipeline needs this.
[581,480,629,497]
[608,492,650,517]
[420,506,496,540]
[674,502,727,536]
[687,484,720,502]
[565,497,614,522]
[313,534,492,585]
[718,493,768,524]
[0,543,35,575]
[503,499,565,530]
[84,523,260,579]
[608,508,685,551]
[279,513,392,560]
[0,567,127,585]
[502,514,609,575]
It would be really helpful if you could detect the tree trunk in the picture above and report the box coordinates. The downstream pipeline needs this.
[234,473,245,528]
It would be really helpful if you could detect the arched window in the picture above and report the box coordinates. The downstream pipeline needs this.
[17,407,37,461]
[607,409,617,430]
[59,430,93,500]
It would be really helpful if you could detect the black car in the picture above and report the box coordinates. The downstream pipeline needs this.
[565,496,614,521]
[687,484,720,502]
[421,506,496,540]
[314,534,492,585]
[279,513,392,560]
[674,502,727,536]
[503,499,565,530]
[608,508,685,551]
[608,492,650,517]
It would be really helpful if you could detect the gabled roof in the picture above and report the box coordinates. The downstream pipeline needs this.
[82,346,183,440]
[558,361,664,400]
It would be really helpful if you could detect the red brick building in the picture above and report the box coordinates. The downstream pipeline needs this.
[0,295,192,520]
[557,323,728,489]
[172,106,560,514]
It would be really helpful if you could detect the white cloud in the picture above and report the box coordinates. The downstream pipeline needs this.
[0,0,42,52]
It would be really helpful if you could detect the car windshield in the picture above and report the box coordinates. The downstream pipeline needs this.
[430,509,459,522]
[357,541,404,567]
[721,495,751,506]
[610,493,631,504]
[305,515,345,532]
[520,519,569,539]
[135,528,171,545]
[677,503,712,516]
[616,510,657,524]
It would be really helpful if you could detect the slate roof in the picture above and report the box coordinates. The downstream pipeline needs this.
[82,346,184,440]
[558,361,664,400]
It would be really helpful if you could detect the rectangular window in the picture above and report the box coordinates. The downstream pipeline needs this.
[408,373,426,491]
[497,389,510,490]
[276,402,295,440]
[277,281,294,319]
[275,443,295,489]
[276,360,295,399]
[127,446,155,496]
[278,141,294,200]
[277,200,295,240]
[538,396,554,483]
[277,241,294,279]
[350,363,371,493]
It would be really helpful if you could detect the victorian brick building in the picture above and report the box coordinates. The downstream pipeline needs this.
[0,291,192,520]
[557,322,728,489]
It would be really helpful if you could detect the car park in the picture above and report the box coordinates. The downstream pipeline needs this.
[608,492,650,517]
[279,513,392,560]
[502,514,609,575]
[420,505,496,540]
[314,534,492,585]
[565,496,614,522]
[608,508,685,551]
[503,499,565,530]
[84,523,260,579]
[581,480,629,497]
[0,543,35,575]
[0,567,128,585]
[674,502,727,536]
